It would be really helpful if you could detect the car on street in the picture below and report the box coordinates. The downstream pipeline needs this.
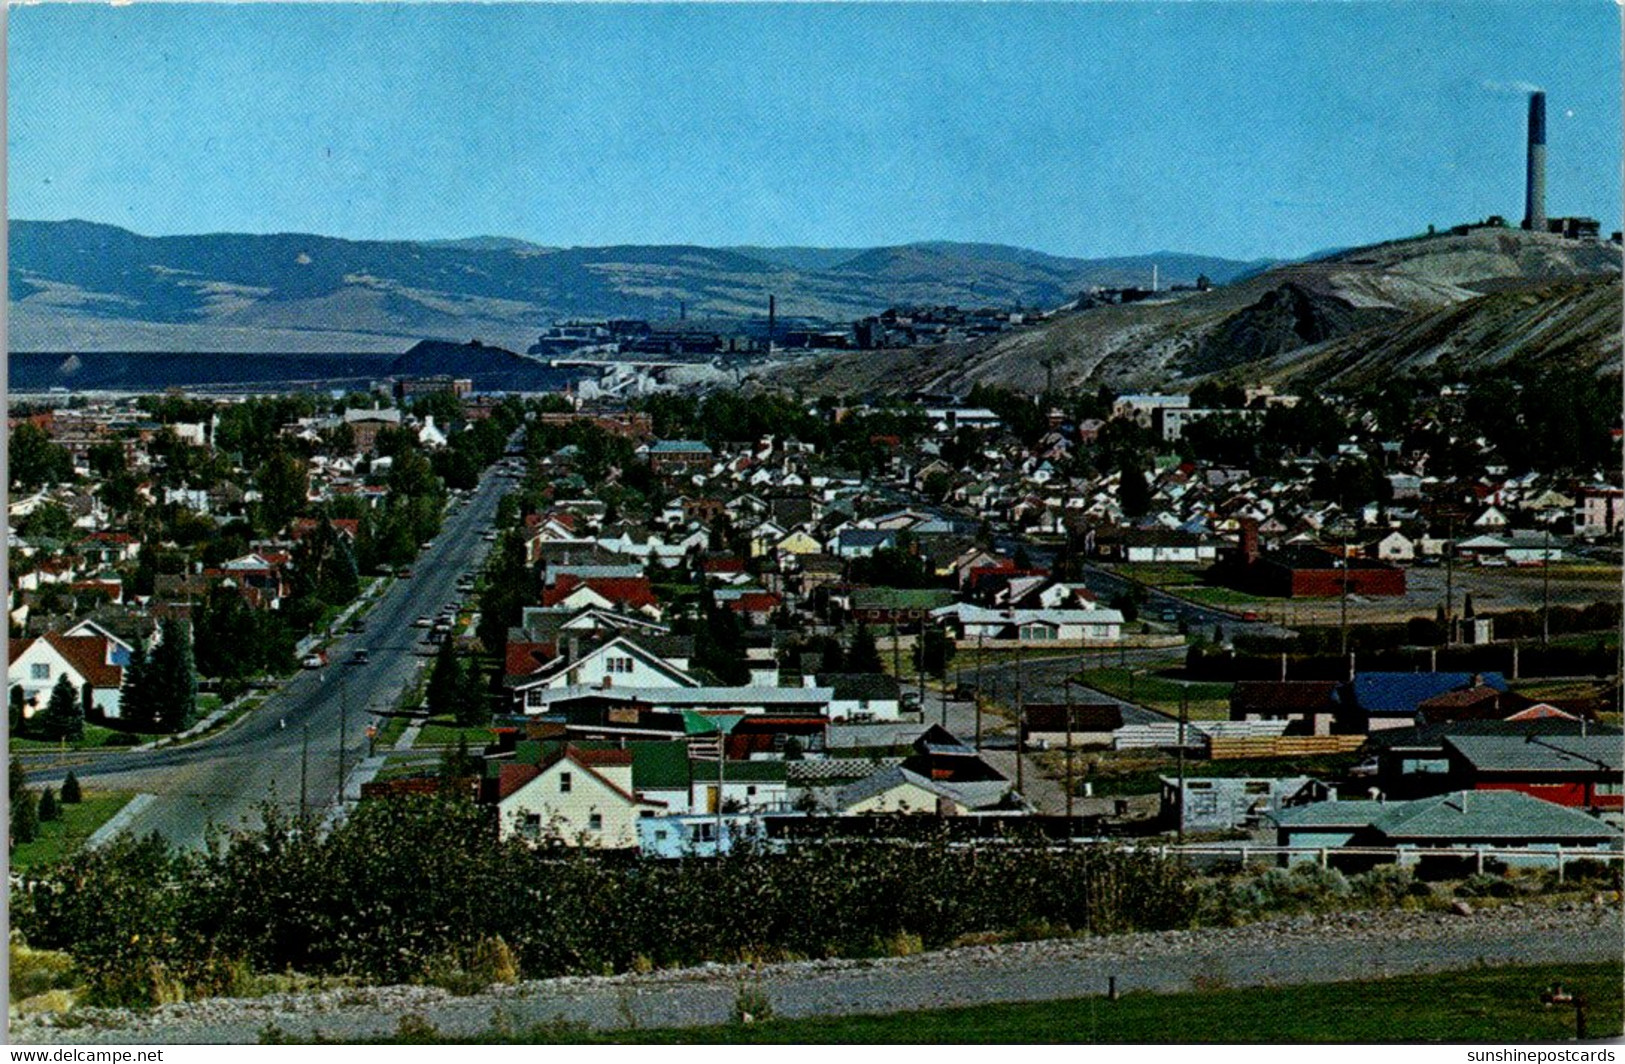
[397,567,414,578]
[301,652,325,669]
[414,615,431,628]
[350,648,370,665]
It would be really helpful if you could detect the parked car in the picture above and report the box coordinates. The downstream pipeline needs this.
[350,648,370,665]
[301,652,325,669]
[414,615,432,628]
[349,618,366,634]
[397,567,414,578]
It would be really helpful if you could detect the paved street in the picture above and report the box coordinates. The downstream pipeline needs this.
[24,466,516,851]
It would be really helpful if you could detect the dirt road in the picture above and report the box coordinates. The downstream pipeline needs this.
[17,904,1620,1044]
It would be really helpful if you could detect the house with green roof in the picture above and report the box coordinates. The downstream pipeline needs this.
[1271,790,1622,868]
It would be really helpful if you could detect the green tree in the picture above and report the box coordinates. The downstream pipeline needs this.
[914,627,957,679]
[8,423,72,490]
[10,755,27,805]
[426,638,463,719]
[846,625,884,674]
[120,639,156,732]
[11,788,39,845]
[456,657,488,729]
[42,674,84,742]
[38,787,60,823]
[61,771,82,804]
[151,618,199,733]
[10,686,25,737]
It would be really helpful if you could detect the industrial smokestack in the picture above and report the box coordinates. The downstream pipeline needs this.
[1523,91,1547,232]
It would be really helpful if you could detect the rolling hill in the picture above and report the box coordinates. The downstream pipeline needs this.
[760,228,1623,395]
[7,220,1265,353]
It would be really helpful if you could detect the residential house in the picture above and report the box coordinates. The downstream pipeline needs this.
[1271,790,1622,869]
[494,745,665,846]
[8,629,128,719]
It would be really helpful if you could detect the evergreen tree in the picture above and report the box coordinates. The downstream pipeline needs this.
[10,755,27,805]
[12,788,39,844]
[38,787,59,823]
[60,771,82,804]
[42,674,84,742]
[10,686,25,737]
[846,624,884,674]
[426,638,463,720]
[914,627,957,679]
[152,618,199,733]
[120,639,156,732]
[440,734,474,786]
[455,656,488,728]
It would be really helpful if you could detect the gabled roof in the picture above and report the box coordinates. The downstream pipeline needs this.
[9,632,123,689]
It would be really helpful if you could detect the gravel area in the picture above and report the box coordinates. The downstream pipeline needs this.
[13,903,1622,1044]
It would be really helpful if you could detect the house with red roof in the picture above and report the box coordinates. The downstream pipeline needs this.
[540,574,661,618]
[8,629,129,719]
[493,744,666,846]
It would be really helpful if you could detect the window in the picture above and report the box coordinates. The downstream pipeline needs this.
[1596,782,1623,797]
[30,664,49,680]
[607,656,634,675]
[526,690,545,707]
[588,813,603,831]
[1244,781,1270,796]
[521,813,542,837]
[655,829,669,841]
[559,772,572,793]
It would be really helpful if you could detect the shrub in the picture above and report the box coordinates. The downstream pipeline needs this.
[38,788,59,823]
[59,772,82,804]
[731,981,774,1026]
[1455,873,1517,900]
[9,938,76,1003]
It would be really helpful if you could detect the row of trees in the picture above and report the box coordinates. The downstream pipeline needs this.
[10,758,81,847]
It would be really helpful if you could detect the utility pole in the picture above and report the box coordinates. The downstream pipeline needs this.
[1339,531,1351,658]
[1176,687,1188,844]
[1444,518,1456,646]
[919,622,929,725]
[1542,525,1552,649]
[891,620,901,678]
[1065,677,1075,822]
[338,674,349,804]
[1014,641,1025,798]
[975,631,985,750]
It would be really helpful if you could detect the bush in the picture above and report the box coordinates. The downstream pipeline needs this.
[59,772,82,804]
[38,788,59,823]
[13,798,1199,989]
[1455,873,1517,900]
[9,938,76,1003]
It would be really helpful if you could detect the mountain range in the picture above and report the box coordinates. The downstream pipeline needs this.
[7,220,1266,354]
[760,227,1623,395]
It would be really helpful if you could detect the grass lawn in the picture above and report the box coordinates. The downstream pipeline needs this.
[414,716,498,748]
[1076,667,1233,720]
[375,714,412,748]
[9,723,155,752]
[1113,564,1204,588]
[10,791,134,870]
[1174,585,1273,608]
[347,961,1623,1044]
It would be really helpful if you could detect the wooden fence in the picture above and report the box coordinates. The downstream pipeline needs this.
[1206,735,1368,760]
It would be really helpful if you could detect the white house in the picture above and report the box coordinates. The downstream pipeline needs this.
[930,604,1124,644]
[8,630,128,719]
[513,636,698,712]
[496,746,666,847]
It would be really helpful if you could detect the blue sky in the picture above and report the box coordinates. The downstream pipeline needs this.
[9,2,1620,261]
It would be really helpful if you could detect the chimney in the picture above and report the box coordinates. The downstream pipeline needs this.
[1240,517,1261,566]
[1523,91,1547,232]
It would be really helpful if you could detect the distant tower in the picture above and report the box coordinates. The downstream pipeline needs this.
[1522,91,1547,232]
[768,294,777,339]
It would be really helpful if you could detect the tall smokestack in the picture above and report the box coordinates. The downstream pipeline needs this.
[1523,91,1547,232]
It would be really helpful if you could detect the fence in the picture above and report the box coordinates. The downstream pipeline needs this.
[1206,735,1367,760]
[1132,842,1623,879]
